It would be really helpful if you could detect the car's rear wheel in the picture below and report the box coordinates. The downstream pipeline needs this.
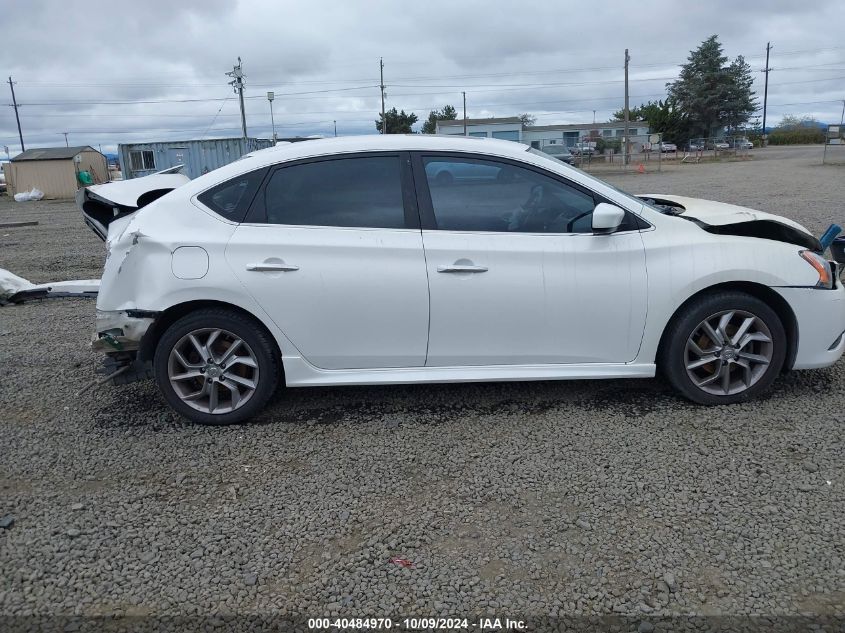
[660,292,786,405]
[154,308,281,425]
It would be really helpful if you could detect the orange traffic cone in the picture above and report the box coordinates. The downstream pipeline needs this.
[637,163,645,174]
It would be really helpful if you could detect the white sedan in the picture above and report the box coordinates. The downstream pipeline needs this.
[79,136,845,424]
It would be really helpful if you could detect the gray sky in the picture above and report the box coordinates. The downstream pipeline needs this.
[1,0,843,154]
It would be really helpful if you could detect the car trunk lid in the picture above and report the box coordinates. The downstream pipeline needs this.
[78,170,190,241]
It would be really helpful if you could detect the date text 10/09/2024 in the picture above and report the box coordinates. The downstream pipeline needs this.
[307,617,527,630]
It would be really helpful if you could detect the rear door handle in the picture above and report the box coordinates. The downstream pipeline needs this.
[246,263,299,272]
[437,265,488,273]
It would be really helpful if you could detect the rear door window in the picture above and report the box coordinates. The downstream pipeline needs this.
[260,156,407,229]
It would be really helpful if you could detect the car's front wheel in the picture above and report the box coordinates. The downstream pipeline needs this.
[153,308,281,425]
[660,292,787,405]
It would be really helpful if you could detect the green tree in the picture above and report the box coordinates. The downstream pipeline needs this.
[667,35,757,138]
[722,55,757,134]
[421,105,458,134]
[777,114,819,130]
[375,108,419,134]
[613,99,691,144]
[767,115,826,145]
[612,101,664,124]
[518,113,536,126]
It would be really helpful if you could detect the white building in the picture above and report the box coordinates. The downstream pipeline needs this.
[435,117,650,149]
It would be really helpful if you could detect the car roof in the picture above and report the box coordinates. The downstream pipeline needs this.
[242,134,531,167]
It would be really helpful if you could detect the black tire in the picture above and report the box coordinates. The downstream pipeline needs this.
[659,291,786,405]
[153,308,281,425]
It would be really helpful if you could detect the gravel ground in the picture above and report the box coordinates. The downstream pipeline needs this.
[1,145,844,631]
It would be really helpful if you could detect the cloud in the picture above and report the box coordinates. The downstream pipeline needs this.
[1,0,842,153]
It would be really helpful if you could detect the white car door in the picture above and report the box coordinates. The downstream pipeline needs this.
[223,153,429,370]
[413,153,648,367]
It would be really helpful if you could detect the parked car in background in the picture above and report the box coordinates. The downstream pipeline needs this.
[707,140,731,150]
[687,142,704,151]
[540,145,575,164]
[79,135,845,424]
[0,169,6,194]
[424,159,500,185]
[734,138,753,150]
[644,142,677,153]
[570,142,596,156]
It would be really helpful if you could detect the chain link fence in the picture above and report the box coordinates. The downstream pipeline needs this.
[534,132,757,174]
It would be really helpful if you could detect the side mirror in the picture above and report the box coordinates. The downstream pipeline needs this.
[592,202,625,234]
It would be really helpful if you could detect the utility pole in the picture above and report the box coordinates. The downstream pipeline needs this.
[762,42,772,147]
[593,110,596,124]
[226,58,248,139]
[267,91,276,142]
[840,99,844,126]
[623,49,630,165]
[8,77,24,151]
[333,120,337,137]
[60,132,69,147]
[462,91,467,136]
[380,57,386,134]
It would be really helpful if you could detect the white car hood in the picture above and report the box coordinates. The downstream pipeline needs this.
[639,194,823,251]
[86,173,190,208]
[641,194,812,234]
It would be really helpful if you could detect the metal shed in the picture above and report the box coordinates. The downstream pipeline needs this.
[3,146,108,199]
[117,138,274,180]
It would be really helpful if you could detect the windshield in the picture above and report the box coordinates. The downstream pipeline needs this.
[527,147,665,212]
[527,147,572,167]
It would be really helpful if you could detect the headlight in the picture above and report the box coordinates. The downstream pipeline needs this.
[800,250,834,289]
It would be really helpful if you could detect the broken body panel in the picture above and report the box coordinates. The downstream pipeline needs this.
[74,135,845,389]
[78,172,190,241]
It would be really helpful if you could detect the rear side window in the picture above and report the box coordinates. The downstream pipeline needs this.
[262,156,406,228]
[197,168,266,222]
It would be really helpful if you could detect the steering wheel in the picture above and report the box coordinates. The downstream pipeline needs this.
[519,185,571,232]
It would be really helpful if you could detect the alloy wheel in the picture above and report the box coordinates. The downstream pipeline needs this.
[684,309,774,396]
[167,328,259,414]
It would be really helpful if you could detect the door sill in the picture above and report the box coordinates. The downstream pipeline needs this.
[282,357,656,387]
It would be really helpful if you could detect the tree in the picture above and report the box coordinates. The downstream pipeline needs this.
[375,108,419,134]
[777,114,819,130]
[722,55,757,134]
[666,35,757,138]
[767,115,825,145]
[421,105,457,134]
[518,113,536,126]
[612,99,691,144]
[612,100,664,124]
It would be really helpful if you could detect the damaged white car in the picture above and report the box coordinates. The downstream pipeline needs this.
[78,135,845,425]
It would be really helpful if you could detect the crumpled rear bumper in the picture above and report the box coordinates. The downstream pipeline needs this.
[92,309,157,354]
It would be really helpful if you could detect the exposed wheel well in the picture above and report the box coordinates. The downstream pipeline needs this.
[137,300,283,367]
[656,281,798,373]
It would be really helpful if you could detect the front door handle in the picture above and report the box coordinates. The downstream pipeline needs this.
[246,262,299,272]
[437,264,488,273]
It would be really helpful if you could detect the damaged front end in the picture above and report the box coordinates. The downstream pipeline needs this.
[638,194,826,252]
